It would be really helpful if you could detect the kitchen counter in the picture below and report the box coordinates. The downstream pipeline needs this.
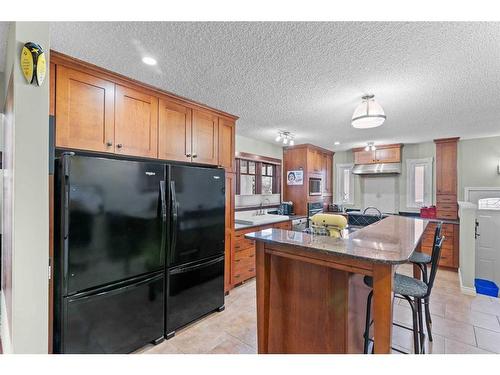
[246,215,428,354]
[246,215,428,264]
[234,214,307,231]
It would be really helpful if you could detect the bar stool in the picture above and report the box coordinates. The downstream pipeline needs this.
[408,222,442,341]
[362,227,444,354]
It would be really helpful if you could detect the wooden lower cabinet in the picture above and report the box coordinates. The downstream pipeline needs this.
[232,220,292,286]
[420,222,459,268]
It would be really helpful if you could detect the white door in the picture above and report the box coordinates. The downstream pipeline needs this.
[469,190,500,286]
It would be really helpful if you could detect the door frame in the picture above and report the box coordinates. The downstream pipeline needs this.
[464,187,500,203]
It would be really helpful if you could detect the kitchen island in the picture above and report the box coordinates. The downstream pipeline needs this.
[245,215,428,354]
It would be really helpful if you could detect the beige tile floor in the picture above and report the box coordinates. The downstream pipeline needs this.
[138,264,500,354]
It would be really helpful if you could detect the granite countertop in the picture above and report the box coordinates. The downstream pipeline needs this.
[397,211,459,225]
[245,215,428,265]
[234,215,307,231]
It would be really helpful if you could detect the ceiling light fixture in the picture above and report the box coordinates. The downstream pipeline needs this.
[364,142,376,152]
[352,95,386,129]
[276,131,295,146]
[142,56,157,66]
[334,141,340,146]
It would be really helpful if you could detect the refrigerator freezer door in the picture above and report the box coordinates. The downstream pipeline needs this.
[169,165,225,266]
[62,154,166,294]
[61,271,164,354]
[166,255,224,335]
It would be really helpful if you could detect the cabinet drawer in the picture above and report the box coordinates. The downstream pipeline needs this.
[234,247,255,262]
[439,247,454,267]
[437,203,457,211]
[234,233,255,251]
[274,221,292,230]
[437,194,456,203]
[436,210,458,220]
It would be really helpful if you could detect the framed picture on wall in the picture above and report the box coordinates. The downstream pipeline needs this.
[286,170,303,185]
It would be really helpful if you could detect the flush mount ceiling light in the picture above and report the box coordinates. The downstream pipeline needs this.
[364,142,376,152]
[352,95,386,129]
[276,131,295,146]
[142,56,157,66]
[334,141,340,145]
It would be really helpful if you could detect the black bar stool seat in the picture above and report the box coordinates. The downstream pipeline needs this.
[363,274,428,299]
[408,251,431,265]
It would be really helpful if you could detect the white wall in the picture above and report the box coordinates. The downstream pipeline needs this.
[333,142,436,213]
[1,22,50,354]
[458,136,500,201]
[235,134,283,160]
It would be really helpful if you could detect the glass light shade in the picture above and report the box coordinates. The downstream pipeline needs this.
[275,135,282,142]
[352,97,386,129]
[289,139,295,146]
[283,138,288,145]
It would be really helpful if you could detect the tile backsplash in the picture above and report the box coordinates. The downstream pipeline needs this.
[235,194,281,209]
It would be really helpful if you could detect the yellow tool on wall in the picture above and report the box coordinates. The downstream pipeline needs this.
[21,42,46,86]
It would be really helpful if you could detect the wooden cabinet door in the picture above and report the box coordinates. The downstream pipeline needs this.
[375,147,400,163]
[224,172,235,292]
[436,141,457,195]
[115,85,158,158]
[324,154,333,195]
[308,149,322,173]
[56,66,115,152]
[218,117,235,171]
[192,109,219,165]
[354,150,375,164]
[158,99,192,162]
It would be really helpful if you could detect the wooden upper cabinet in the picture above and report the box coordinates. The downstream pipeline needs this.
[158,99,192,162]
[55,66,115,153]
[324,154,333,196]
[353,145,401,164]
[115,85,158,158]
[308,149,322,174]
[354,150,375,164]
[192,109,219,165]
[218,117,235,171]
[374,147,400,163]
[435,138,458,195]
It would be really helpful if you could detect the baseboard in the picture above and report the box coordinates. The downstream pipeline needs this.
[1,291,13,354]
[458,268,477,296]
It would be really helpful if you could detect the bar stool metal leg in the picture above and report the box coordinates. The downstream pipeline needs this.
[363,291,373,354]
[424,297,433,341]
[416,298,425,353]
[403,296,420,354]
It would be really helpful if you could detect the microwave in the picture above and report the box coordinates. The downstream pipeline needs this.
[309,178,322,195]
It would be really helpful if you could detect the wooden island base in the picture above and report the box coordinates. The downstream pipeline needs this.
[255,242,392,354]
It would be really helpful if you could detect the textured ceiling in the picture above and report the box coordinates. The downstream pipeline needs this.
[13,22,500,150]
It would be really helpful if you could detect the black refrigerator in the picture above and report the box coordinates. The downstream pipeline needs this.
[53,153,225,353]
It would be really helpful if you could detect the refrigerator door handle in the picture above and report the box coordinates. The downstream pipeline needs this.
[169,255,224,275]
[160,180,167,265]
[61,152,75,293]
[170,181,178,258]
[160,181,167,221]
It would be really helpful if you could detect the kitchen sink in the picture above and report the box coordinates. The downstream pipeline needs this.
[235,214,289,226]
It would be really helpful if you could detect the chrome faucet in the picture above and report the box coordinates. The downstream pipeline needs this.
[363,206,382,220]
[257,198,271,215]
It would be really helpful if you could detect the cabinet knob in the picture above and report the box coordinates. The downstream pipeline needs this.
[106,141,113,147]
[186,153,191,157]
[192,153,198,158]
[117,144,123,149]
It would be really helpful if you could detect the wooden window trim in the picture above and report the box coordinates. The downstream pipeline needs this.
[236,155,282,196]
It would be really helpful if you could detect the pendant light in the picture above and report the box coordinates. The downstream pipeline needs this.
[351,95,386,129]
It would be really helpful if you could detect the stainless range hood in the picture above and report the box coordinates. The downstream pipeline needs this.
[352,163,401,175]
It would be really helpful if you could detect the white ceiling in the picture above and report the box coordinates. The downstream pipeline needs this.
[5,22,500,151]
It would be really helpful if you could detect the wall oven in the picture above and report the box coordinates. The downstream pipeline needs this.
[309,178,322,196]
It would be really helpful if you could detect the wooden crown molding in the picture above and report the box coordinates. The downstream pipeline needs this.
[50,50,239,121]
[434,137,460,144]
[351,143,403,152]
[283,143,334,155]
[235,151,282,165]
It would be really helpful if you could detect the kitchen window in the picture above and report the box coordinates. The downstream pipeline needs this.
[335,164,354,205]
[236,157,281,196]
[406,157,433,209]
